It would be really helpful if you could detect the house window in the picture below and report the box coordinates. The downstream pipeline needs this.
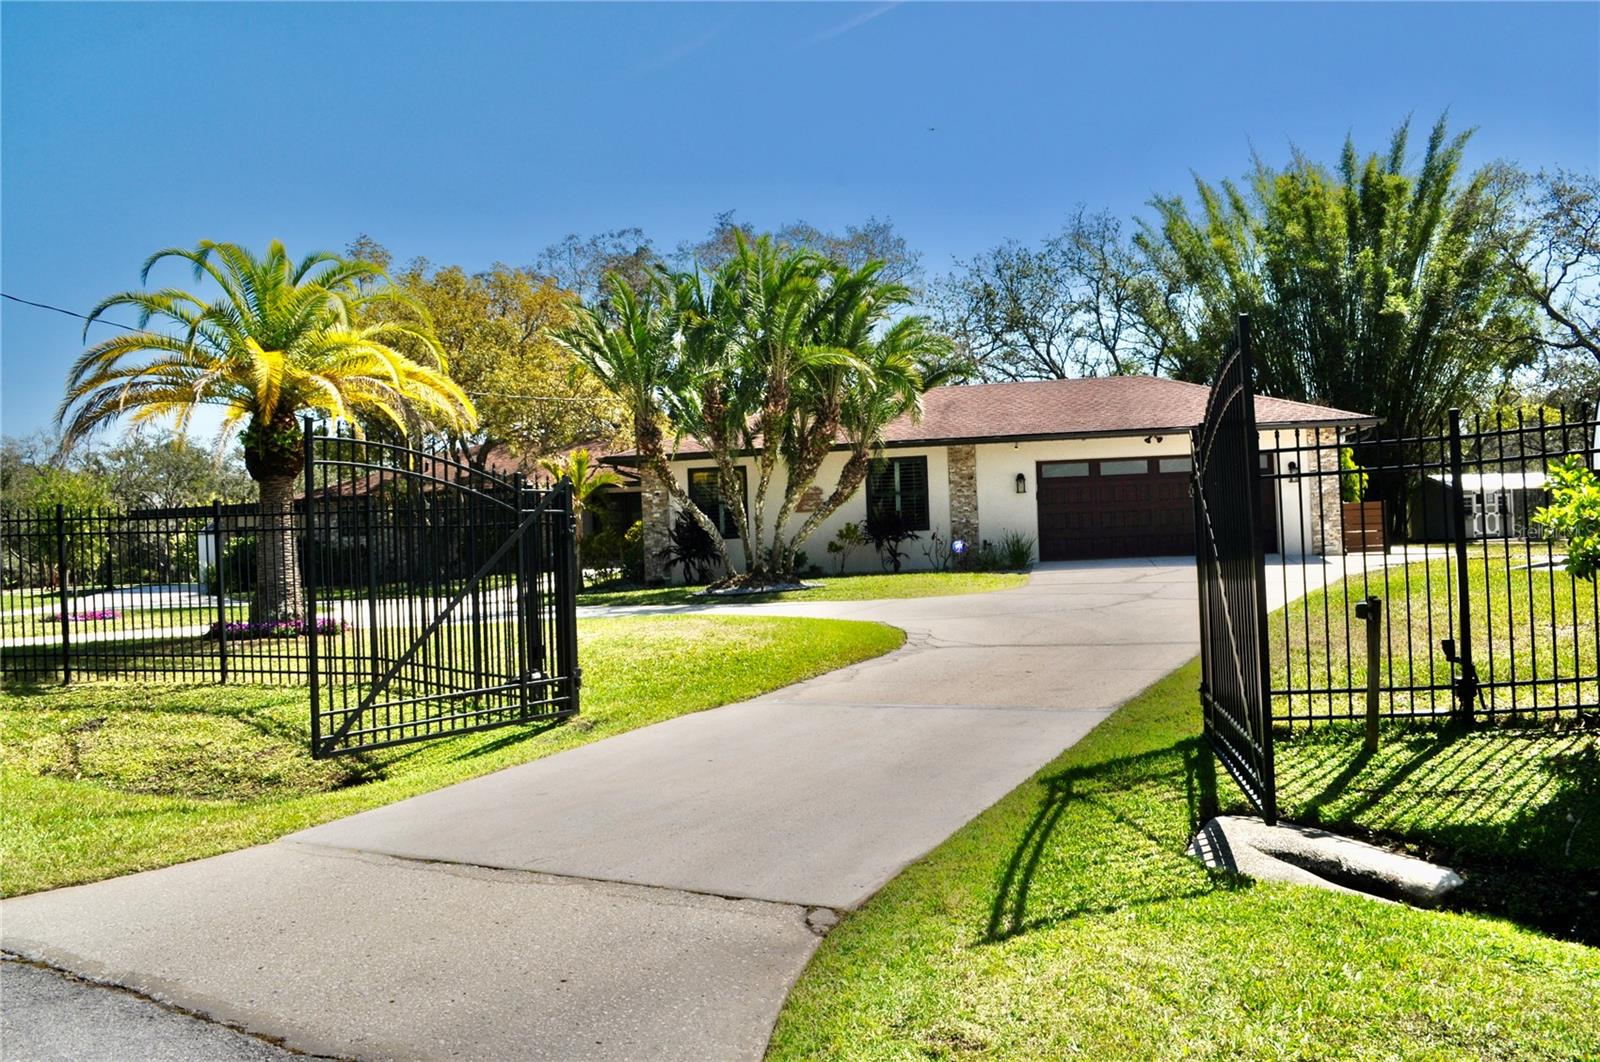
[1100,459,1152,476]
[1157,457,1193,474]
[1040,461,1090,478]
[688,467,747,539]
[866,456,930,533]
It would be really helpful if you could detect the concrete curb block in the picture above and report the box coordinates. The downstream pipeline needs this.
[1189,815,1464,906]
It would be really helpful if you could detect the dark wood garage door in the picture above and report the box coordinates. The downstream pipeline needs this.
[1036,456,1277,561]
[1036,457,1194,560]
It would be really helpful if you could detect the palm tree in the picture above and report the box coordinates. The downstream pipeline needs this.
[59,240,475,620]
[668,236,865,579]
[551,274,731,573]
[714,235,836,573]
[537,447,624,586]
[769,258,907,568]
[781,315,959,566]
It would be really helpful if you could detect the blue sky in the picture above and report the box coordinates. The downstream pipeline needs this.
[3,1,1597,440]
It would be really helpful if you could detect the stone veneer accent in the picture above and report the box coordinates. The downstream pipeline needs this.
[1308,427,1344,557]
[640,467,672,583]
[947,444,979,545]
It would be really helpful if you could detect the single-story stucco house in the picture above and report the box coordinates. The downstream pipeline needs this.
[613,376,1375,581]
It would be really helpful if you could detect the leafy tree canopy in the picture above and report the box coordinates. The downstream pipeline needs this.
[0,450,112,514]
[533,228,661,307]
[933,209,1158,381]
[348,239,628,465]
[1499,168,1600,368]
[82,429,253,509]
[675,212,923,289]
[1134,116,1537,433]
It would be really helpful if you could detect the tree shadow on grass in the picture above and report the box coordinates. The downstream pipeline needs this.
[982,739,1249,945]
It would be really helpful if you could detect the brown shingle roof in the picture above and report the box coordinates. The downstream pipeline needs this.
[633,376,1374,460]
[876,375,1374,446]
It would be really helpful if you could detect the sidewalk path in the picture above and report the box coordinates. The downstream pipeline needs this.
[4,559,1206,1060]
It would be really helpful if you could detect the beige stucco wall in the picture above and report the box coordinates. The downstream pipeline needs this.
[1259,427,1332,559]
[975,436,1193,563]
[660,446,951,579]
[657,429,1327,580]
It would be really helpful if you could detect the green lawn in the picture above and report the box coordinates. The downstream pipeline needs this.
[0,614,904,897]
[770,660,1600,1061]
[1273,721,1599,943]
[578,570,1028,608]
[1272,544,1597,721]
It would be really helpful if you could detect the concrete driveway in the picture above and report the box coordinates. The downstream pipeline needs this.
[2,560,1200,1061]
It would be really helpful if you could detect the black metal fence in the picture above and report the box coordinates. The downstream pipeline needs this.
[1,426,582,758]
[1193,315,1596,820]
[1,502,310,684]
[1261,406,1599,729]
[1194,316,1277,823]
[303,430,580,757]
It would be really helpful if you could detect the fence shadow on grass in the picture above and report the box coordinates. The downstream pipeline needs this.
[450,717,572,761]
[1273,721,1600,943]
[982,738,1248,945]
[1277,723,1598,867]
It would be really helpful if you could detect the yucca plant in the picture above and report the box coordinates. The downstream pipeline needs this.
[59,240,475,620]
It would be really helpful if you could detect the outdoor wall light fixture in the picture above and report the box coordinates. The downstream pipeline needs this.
[1144,435,1165,444]
[1015,473,1027,494]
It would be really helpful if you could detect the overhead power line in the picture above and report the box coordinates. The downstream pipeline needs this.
[2,291,616,405]
[2,291,146,332]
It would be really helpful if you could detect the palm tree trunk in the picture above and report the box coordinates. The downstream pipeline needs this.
[254,474,304,622]
[784,450,871,562]
[645,452,731,572]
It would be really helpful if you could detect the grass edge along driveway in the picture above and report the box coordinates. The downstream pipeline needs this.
[1,615,904,897]
[577,570,1028,608]
[769,659,1600,1061]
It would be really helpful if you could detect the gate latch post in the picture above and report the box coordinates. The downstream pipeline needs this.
[1439,638,1479,722]
[1354,596,1382,752]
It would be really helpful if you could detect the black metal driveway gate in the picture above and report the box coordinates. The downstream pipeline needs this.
[1192,316,1276,822]
[304,428,580,758]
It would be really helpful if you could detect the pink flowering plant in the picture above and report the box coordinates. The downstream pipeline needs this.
[208,618,348,640]
[49,609,121,623]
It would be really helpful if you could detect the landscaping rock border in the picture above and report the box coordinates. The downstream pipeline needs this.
[692,582,819,598]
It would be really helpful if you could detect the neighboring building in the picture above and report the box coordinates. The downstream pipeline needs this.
[1410,471,1552,542]
[616,376,1375,581]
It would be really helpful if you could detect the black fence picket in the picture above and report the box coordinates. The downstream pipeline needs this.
[1195,317,1595,821]
[1,501,281,684]
[1194,315,1277,823]
[301,427,580,757]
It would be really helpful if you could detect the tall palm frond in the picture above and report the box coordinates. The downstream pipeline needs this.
[58,240,477,621]
[60,239,474,450]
